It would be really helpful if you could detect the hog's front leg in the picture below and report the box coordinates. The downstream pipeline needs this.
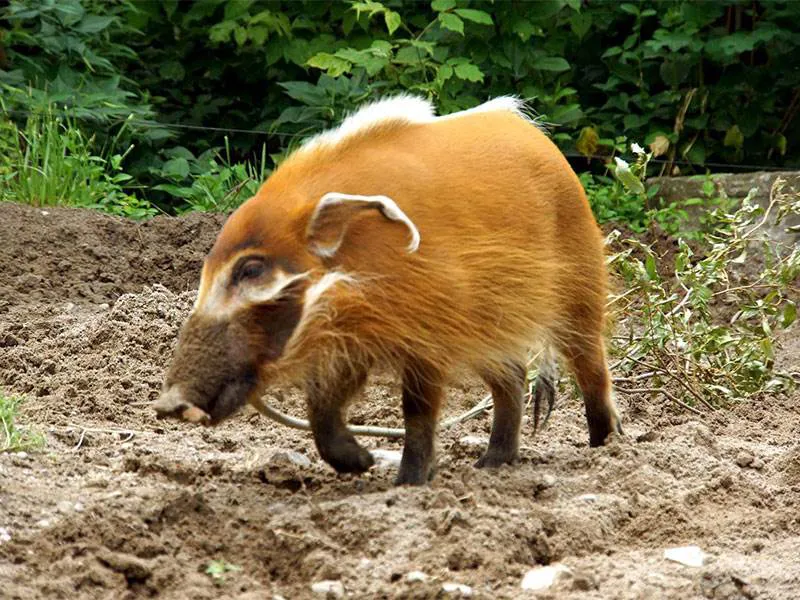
[306,364,374,474]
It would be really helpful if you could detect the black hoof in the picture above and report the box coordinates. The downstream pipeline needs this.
[321,437,375,474]
[474,450,518,469]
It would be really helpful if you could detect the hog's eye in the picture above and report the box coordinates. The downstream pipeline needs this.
[234,257,267,284]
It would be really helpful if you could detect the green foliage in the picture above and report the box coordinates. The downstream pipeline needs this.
[0,102,158,218]
[2,0,800,214]
[153,139,270,213]
[0,393,45,453]
[608,179,799,409]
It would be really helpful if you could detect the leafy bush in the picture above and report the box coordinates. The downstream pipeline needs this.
[0,101,157,218]
[607,148,798,409]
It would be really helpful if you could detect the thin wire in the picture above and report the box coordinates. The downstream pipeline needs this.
[3,108,793,172]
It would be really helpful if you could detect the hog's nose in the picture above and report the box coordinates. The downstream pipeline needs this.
[153,386,211,425]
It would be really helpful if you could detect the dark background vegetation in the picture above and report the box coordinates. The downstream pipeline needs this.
[1,0,798,215]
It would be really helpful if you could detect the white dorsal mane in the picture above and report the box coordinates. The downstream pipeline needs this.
[300,95,540,153]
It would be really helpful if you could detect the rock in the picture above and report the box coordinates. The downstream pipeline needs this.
[371,449,402,467]
[311,580,345,598]
[540,474,557,488]
[442,582,473,596]
[521,563,572,591]
[735,452,754,468]
[577,494,598,502]
[15,452,29,460]
[457,436,485,448]
[56,500,74,514]
[0,527,11,543]
[269,451,312,469]
[405,571,428,583]
[664,545,706,567]
[751,457,765,470]
[647,171,800,243]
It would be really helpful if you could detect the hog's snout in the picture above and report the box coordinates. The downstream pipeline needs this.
[153,386,212,425]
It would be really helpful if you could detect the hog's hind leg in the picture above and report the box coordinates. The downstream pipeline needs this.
[475,360,527,469]
[395,361,443,486]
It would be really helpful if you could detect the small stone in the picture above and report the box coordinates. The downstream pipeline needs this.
[74,502,85,513]
[357,558,372,570]
[35,519,50,528]
[521,563,572,590]
[0,527,11,543]
[406,571,428,583]
[269,451,312,469]
[98,303,110,310]
[40,210,49,216]
[664,545,706,567]
[457,436,485,448]
[370,449,402,467]
[56,501,73,514]
[577,494,598,502]
[540,474,557,488]
[311,580,345,598]
[15,452,29,460]
[751,457,765,470]
[735,451,754,468]
[442,582,473,596]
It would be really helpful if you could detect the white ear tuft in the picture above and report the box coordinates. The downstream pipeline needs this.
[307,192,420,257]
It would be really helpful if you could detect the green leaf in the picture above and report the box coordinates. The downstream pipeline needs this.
[233,26,248,47]
[306,53,352,77]
[384,10,401,35]
[601,46,622,58]
[532,57,570,72]
[431,0,456,11]
[454,9,493,25]
[723,125,744,149]
[159,61,185,81]
[512,18,536,42]
[782,301,797,328]
[453,61,484,82]
[394,46,424,65]
[75,15,114,34]
[645,254,658,280]
[163,157,190,180]
[620,3,639,15]
[439,13,464,34]
[570,13,592,39]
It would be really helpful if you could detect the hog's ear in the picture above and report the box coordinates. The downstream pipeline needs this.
[306,192,420,258]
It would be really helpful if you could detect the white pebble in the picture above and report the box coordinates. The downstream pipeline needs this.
[370,449,402,467]
[269,450,312,468]
[457,436,485,448]
[74,502,85,513]
[15,452,29,459]
[664,545,706,567]
[406,570,428,583]
[0,527,11,543]
[35,519,50,528]
[577,493,598,502]
[521,563,572,590]
[442,582,473,596]
[311,580,345,597]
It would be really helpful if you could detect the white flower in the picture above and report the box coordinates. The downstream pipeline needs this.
[631,142,645,155]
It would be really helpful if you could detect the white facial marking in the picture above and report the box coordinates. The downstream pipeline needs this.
[310,192,420,257]
[242,270,309,305]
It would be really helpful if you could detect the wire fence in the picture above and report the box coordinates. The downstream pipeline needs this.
[4,107,794,173]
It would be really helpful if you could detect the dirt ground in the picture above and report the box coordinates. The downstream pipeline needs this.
[1,202,798,599]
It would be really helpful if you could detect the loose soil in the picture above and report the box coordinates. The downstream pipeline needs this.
[1,202,798,599]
